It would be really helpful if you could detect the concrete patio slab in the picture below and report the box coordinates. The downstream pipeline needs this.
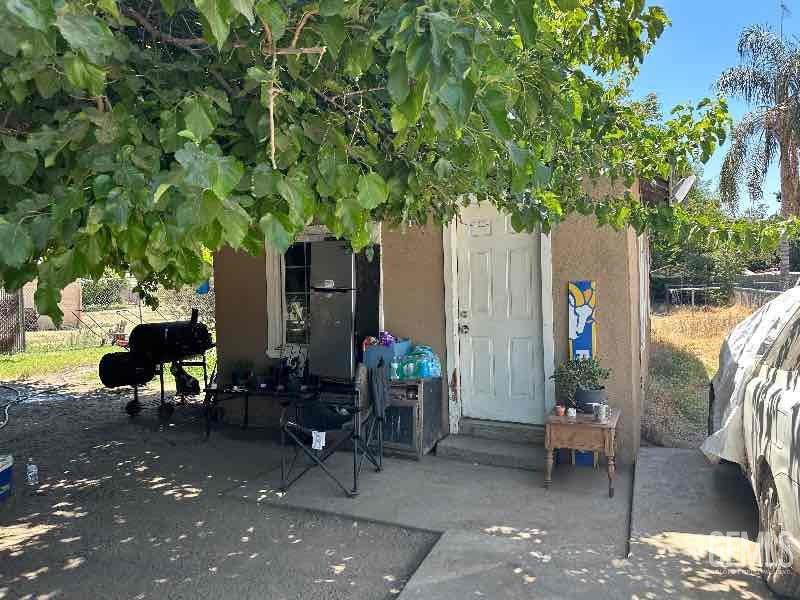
[227,445,632,554]
[396,528,643,600]
[399,527,775,599]
[397,447,776,600]
[625,447,772,599]
[630,447,760,547]
[225,444,777,599]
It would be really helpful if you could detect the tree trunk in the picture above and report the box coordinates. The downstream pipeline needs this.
[779,138,800,287]
[780,139,800,217]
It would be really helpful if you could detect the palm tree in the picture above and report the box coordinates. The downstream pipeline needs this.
[717,25,800,277]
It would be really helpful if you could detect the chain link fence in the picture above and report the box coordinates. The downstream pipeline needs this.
[734,272,799,292]
[0,289,25,355]
[17,277,215,352]
[730,272,800,310]
[77,276,215,344]
[652,271,800,313]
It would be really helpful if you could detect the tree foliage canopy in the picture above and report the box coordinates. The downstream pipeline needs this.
[0,0,735,320]
[651,175,777,296]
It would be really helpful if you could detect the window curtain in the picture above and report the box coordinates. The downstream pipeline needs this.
[265,244,286,358]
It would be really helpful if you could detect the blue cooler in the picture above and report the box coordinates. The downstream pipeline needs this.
[0,455,12,502]
[364,338,412,369]
[555,449,596,467]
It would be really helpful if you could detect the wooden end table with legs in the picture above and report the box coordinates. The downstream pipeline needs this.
[544,408,620,497]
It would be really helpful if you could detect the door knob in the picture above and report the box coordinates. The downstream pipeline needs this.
[458,324,470,334]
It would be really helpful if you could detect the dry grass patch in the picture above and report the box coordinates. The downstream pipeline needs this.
[644,305,754,448]
[651,305,754,375]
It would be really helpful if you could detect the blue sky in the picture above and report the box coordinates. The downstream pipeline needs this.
[630,0,797,213]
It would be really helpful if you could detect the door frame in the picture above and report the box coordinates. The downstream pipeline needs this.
[443,216,556,434]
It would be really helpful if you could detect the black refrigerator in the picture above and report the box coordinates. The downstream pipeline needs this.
[309,241,356,381]
[308,240,382,381]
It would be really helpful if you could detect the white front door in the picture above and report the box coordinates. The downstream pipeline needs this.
[456,203,546,425]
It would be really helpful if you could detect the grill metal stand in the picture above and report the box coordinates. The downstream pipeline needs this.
[125,351,212,417]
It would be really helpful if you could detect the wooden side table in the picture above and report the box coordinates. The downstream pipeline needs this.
[544,408,620,497]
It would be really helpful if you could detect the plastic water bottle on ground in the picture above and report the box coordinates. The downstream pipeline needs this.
[26,459,38,486]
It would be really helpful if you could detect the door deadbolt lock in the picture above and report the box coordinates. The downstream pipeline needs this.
[458,324,470,334]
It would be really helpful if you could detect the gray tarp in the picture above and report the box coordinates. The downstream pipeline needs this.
[701,287,800,465]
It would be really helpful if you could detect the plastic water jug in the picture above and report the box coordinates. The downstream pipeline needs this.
[26,459,38,486]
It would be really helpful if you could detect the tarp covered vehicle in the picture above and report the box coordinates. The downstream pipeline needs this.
[703,288,800,596]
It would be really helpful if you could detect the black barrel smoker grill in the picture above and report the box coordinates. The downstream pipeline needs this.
[99,309,215,416]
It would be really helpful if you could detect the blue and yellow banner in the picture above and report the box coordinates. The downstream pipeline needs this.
[568,280,597,359]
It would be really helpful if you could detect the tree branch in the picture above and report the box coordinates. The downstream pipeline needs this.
[209,68,237,96]
[291,10,318,48]
[259,18,273,55]
[123,7,208,49]
[269,50,278,169]
[273,46,327,55]
[304,81,393,140]
[332,87,386,101]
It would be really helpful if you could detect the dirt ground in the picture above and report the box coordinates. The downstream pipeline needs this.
[0,372,437,600]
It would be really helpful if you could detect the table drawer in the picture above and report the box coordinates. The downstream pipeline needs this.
[548,425,605,452]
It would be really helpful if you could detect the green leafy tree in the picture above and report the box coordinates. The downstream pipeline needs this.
[0,0,733,322]
[651,174,778,299]
[717,25,800,277]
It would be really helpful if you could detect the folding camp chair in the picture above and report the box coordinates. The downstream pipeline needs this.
[279,363,386,497]
[367,362,389,471]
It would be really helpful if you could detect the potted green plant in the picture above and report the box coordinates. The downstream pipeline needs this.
[551,358,611,412]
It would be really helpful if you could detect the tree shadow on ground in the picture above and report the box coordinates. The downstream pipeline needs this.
[0,384,434,600]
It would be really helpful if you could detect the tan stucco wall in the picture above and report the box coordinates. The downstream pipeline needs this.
[213,246,270,382]
[381,224,446,362]
[381,223,449,430]
[551,215,644,463]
